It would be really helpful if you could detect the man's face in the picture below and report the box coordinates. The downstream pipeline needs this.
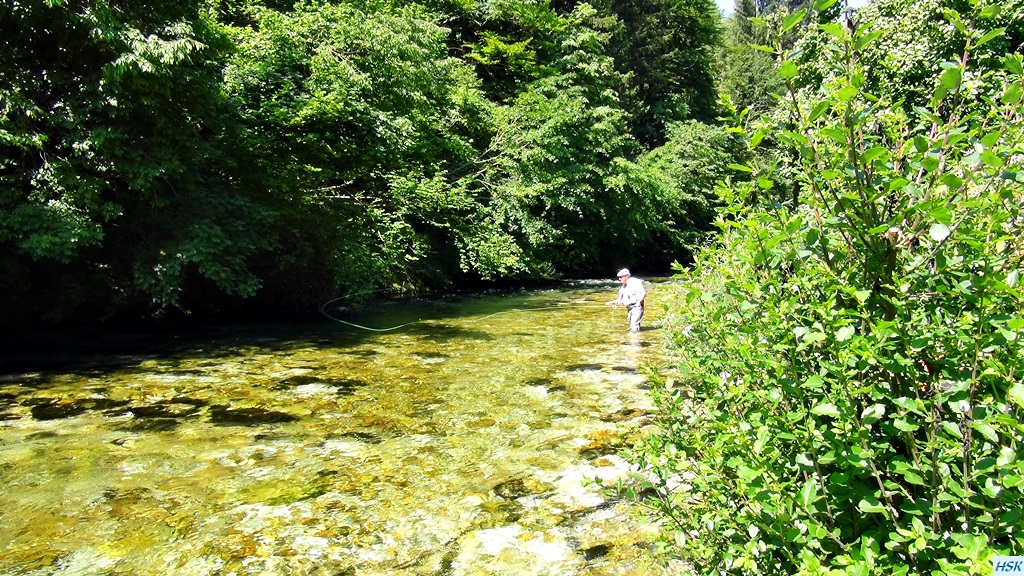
[617,274,628,285]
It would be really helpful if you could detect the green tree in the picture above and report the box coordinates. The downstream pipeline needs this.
[463,3,639,276]
[599,0,723,147]
[221,0,494,301]
[0,0,261,323]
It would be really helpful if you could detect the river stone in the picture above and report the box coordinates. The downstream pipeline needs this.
[209,405,300,426]
[451,525,583,576]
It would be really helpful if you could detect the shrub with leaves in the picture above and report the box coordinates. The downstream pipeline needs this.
[630,0,1024,573]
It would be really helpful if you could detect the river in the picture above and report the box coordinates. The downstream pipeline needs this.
[0,280,675,576]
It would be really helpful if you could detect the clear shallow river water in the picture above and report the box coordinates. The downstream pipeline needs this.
[0,280,673,576]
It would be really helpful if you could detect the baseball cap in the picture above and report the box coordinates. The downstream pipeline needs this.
[616,268,630,277]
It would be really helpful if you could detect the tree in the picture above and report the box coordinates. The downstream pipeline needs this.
[221,0,494,301]
[599,0,723,147]
[0,0,261,323]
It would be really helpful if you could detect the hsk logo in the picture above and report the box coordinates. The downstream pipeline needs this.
[995,557,1024,573]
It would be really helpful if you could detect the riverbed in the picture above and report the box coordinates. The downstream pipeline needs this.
[0,280,673,575]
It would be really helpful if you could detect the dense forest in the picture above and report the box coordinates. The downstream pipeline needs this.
[1,0,735,326]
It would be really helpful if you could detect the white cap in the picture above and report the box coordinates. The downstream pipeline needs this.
[616,268,630,277]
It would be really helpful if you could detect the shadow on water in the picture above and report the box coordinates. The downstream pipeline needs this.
[0,281,614,377]
[399,322,495,342]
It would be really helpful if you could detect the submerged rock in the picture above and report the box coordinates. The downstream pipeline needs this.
[209,405,300,426]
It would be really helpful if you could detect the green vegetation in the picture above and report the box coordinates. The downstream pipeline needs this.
[630,0,1024,573]
[4,0,1023,571]
[0,0,726,325]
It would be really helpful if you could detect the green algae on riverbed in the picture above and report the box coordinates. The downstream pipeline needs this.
[0,282,680,575]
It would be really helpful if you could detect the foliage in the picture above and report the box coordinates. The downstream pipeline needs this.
[629,0,1024,573]
[1,0,729,326]
[598,0,723,146]
[614,120,746,266]
[221,0,492,301]
[462,3,636,276]
[795,0,1024,112]
[456,0,565,103]
[719,40,784,122]
[0,0,263,321]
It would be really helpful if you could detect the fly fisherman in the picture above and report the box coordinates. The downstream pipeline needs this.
[605,268,646,332]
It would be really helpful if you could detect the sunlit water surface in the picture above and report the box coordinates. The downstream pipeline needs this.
[0,281,672,575]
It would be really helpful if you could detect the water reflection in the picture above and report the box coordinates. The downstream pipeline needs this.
[0,282,675,575]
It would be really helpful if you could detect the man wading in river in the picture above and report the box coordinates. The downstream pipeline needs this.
[605,268,646,332]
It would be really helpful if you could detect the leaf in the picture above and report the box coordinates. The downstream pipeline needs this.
[981,151,1004,168]
[836,325,855,342]
[1003,83,1023,105]
[808,100,831,122]
[820,22,845,39]
[939,67,962,90]
[822,127,847,143]
[737,465,762,482]
[914,106,944,125]
[941,422,962,438]
[804,375,825,389]
[813,0,839,11]
[779,60,798,79]
[782,10,807,32]
[750,128,768,147]
[854,30,882,51]
[1006,54,1024,75]
[799,478,818,508]
[858,498,887,514]
[972,421,999,443]
[838,86,859,102]
[976,27,1005,48]
[729,163,753,173]
[929,223,951,242]
[941,174,963,191]
[998,446,1017,466]
[893,396,923,414]
[861,404,885,425]
[811,402,840,417]
[893,417,919,432]
[1008,384,1024,408]
[943,9,966,33]
[888,178,909,191]
[980,5,1002,18]
[902,469,926,485]
[861,146,888,163]
[803,332,827,344]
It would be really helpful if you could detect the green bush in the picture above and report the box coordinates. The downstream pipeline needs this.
[630,0,1024,573]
